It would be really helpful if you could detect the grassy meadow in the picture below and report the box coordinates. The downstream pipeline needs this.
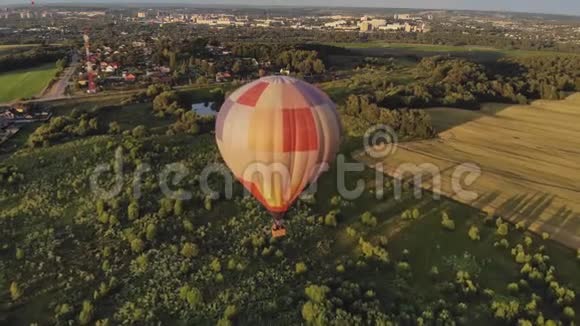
[0,64,57,102]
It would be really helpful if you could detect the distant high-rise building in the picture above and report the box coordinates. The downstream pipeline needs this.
[137,12,147,18]
[360,21,372,32]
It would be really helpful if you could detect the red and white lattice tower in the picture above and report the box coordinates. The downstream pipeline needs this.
[83,31,97,94]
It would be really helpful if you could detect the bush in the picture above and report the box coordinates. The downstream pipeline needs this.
[295,262,308,274]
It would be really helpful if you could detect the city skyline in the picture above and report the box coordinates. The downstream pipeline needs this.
[1,0,580,17]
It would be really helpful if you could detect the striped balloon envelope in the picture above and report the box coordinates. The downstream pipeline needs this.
[216,76,341,216]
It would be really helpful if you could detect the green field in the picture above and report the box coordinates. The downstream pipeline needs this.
[327,42,575,61]
[0,64,57,102]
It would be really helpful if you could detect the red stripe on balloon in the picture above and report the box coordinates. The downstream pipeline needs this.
[236,81,269,107]
[283,108,318,152]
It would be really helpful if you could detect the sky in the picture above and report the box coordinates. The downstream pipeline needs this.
[2,0,580,16]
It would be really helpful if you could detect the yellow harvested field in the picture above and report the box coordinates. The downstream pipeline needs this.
[357,94,580,249]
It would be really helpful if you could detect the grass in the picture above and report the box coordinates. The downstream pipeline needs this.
[0,64,57,102]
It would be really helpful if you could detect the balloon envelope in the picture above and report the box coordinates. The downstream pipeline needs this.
[216,76,341,214]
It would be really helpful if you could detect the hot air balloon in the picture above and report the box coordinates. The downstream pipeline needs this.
[216,76,341,238]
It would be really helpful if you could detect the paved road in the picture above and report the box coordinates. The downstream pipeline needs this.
[42,52,79,99]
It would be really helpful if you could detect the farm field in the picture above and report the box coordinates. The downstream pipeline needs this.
[0,64,57,103]
[357,93,580,249]
[328,42,576,61]
[0,44,39,56]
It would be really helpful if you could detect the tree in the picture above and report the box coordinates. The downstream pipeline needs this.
[78,300,94,325]
[131,125,148,139]
[441,212,455,231]
[497,223,509,236]
[127,201,139,221]
[210,258,222,272]
[15,248,24,260]
[181,242,199,258]
[108,122,121,134]
[185,287,202,307]
[10,281,22,301]
[468,226,480,241]
[360,211,377,227]
[145,224,157,241]
[295,262,308,274]
[563,306,575,320]
[130,239,145,253]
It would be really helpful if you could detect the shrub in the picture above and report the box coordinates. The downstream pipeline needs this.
[295,262,308,274]
[468,226,480,241]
